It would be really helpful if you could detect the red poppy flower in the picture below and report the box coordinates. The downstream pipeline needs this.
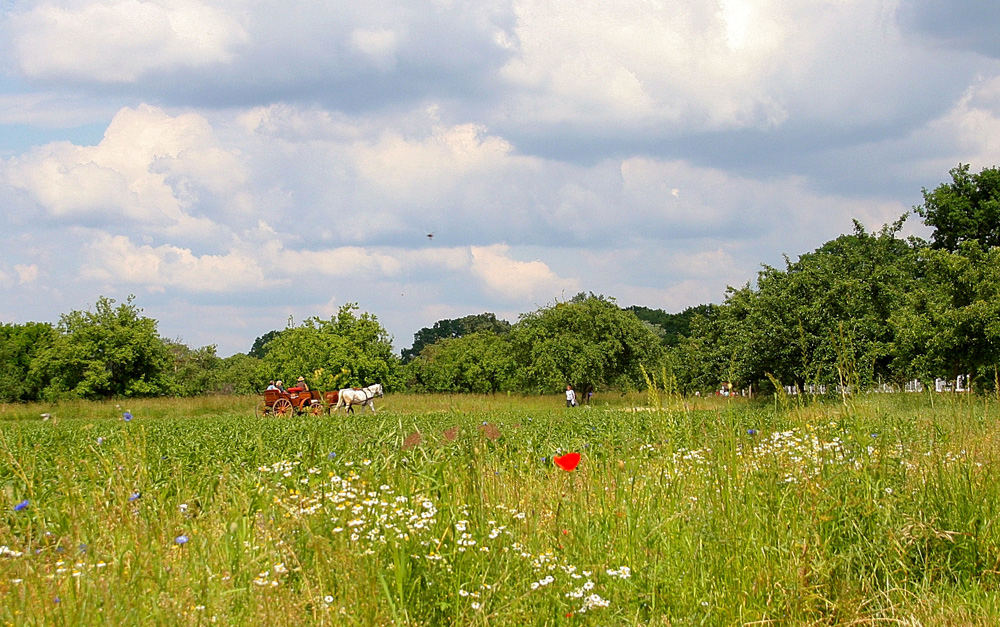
[553,452,581,471]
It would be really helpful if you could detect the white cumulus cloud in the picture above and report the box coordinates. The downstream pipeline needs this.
[470,244,577,299]
[7,0,247,82]
[3,104,248,238]
[80,234,269,292]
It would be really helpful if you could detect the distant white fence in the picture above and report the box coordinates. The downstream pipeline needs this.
[782,377,971,395]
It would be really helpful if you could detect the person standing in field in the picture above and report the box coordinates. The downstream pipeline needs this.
[566,385,577,407]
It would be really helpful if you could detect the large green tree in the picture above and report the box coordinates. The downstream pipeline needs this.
[35,296,173,399]
[262,304,401,391]
[164,341,222,397]
[0,322,56,402]
[626,304,716,347]
[405,331,516,393]
[248,329,283,359]
[915,163,1000,251]
[212,353,267,395]
[890,242,1000,387]
[674,221,921,392]
[509,295,663,392]
[401,313,511,362]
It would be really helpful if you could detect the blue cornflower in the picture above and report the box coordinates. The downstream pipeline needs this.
[129,491,141,502]
[747,429,757,436]
[14,499,29,512]
[175,535,189,545]
[96,437,104,445]
[327,451,337,459]
[123,411,133,422]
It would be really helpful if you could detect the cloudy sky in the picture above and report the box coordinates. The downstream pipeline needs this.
[2,0,999,356]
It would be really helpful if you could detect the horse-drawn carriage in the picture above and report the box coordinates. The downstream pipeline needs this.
[254,383,384,417]
[255,388,339,417]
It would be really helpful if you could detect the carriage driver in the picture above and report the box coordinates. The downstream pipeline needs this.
[292,376,309,392]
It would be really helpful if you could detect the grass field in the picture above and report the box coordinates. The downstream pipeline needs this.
[2,392,1000,626]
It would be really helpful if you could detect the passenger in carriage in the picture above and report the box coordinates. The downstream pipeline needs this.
[288,376,308,394]
[275,380,285,393]
[266,380,277,391]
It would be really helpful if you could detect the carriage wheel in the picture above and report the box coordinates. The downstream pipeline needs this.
[308,401,325,417]
[255,400,270,418]
[272,398,293,417]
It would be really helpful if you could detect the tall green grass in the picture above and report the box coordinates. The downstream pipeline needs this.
[2,393,999,625]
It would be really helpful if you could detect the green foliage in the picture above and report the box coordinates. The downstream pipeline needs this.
[891,242,1000,387]
[509,294,663,392]
[625,304,716,347]
[213,353,268,395]
[915,163,1000,251]
[405,296,664,394]
[405,331,516,392]
[164,340,221,396]
[0,322,56,402]
[673,221,922,392]
[248,329,283,359]
[33,296,173,399]
[401,312,511,362]
[262,303,401,391]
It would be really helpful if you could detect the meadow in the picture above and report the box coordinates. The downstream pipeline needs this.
[2,391,1000,626]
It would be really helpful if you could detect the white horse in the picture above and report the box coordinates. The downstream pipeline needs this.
[333,383,384,414]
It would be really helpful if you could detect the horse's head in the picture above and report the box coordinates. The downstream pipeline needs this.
[375,383,384,397]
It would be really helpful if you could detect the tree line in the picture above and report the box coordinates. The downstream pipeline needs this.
[2,164,999,402]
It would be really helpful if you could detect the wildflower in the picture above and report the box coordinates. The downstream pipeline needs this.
[96,437,104,445]
[123,411,133,422]
[554,452,581,471]
[129,491,141,502]
[328,452,337,459]
[324,595,334,604]
[175,535,189,545]
[747,429,757,435]
[14,500,29,512]
[579,593,610,612]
